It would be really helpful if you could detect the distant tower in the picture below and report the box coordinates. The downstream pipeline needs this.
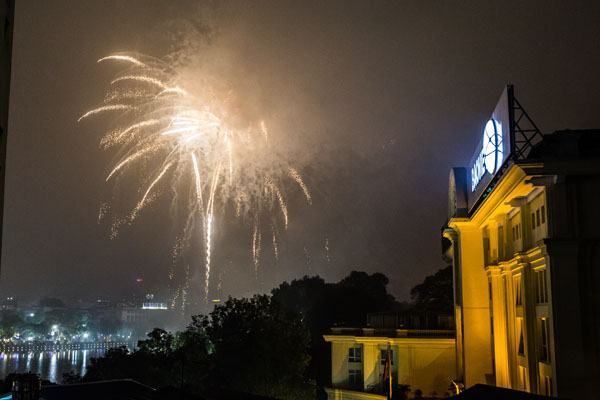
[0,0,15,275]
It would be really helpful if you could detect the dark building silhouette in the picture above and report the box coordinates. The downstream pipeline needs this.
[0,0,15,274]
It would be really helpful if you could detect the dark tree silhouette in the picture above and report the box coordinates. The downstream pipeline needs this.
[83,296,310,400]
[272,271,398,386]
[82,271,407,397]
[204,295,311,400]
[37,297,65,308]
[410,266,453,313]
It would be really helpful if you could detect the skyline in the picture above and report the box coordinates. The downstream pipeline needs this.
[2,0,600,306]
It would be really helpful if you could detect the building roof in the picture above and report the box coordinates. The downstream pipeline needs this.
[327,327,455,339]
[526,129,600,160]
[40,379,156,400]
[451,384,560,400]
[2,380,281,400]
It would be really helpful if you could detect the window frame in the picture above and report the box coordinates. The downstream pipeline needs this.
[535,269,548,304]
[541,205,546,224]
[380,349,394,365]
[514,275,523,306]
[348,369,362,387]
[539,318,550,363]
[348,346,362,363]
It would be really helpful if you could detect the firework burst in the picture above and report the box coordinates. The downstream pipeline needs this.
[80,53,311,307]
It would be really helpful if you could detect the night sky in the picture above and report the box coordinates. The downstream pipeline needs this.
[2,0,600,308]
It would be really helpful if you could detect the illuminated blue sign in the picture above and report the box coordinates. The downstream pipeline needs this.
[466,86,513,212]
[471,119,503,192]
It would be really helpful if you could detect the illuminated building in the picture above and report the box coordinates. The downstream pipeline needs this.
[324,314,457,400]
[120,295,175,339]
[0,0,15,273]
[444,85,600,398]
[1,296,16,310]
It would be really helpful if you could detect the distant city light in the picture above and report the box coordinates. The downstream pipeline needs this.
[28,312,35,317]
[141,302,168,310]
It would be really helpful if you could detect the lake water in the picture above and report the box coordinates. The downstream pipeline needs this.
[0,350,107,383]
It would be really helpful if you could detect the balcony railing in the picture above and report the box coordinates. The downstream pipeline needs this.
[329,327,455,338]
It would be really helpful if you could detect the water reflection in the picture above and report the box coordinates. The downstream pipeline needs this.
[0,350,105,383]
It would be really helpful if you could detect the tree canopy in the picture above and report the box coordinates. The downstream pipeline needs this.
[80,268,454,397]
[83,295,311,400]
[410,265,453,313]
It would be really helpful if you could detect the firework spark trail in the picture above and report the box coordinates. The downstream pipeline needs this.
[260,120,268,142]
[205,213,214,300]
[202,163,221,301]
[268,182,288,229]
[191,152,204,209]
[275,187,288,229]
[111,75,169,89]
[112,119,161,144]
[252,224,258,266]
[156,87,187,97]
[180,264,191,312]
[252,222,261,279]
[106,146,155,181]
[98,55,146,66]
[98,203,110,223]
[78,104,132,122]
[289,167,312,205]
[271,224,279,261]
[132,161,173,219]
[226,132,233,184]
[80,53,312,308]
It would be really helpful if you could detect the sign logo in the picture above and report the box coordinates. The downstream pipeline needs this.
[471,119,503,192]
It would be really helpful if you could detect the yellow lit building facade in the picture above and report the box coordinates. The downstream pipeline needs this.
[325,328,456,400]
[444,86,600,399]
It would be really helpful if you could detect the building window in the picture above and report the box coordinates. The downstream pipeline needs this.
[531,212,535,228]
[348,346,362,363]
[514,275,522,306]
[544,376,553,396]
[348,369,362,387]
[518,330,525,356]
[541,205,546,224]
[535,269,548,304]
[518,366,528,391]
[536,209,541,227]
[513,224,521,241]
[380,349,394,365]
[539,318,550,363]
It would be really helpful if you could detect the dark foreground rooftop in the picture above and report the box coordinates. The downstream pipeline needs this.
[2,379,279,400]
[451,384,560,400]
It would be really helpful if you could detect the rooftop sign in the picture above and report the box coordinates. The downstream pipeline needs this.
[467,86,513,211]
